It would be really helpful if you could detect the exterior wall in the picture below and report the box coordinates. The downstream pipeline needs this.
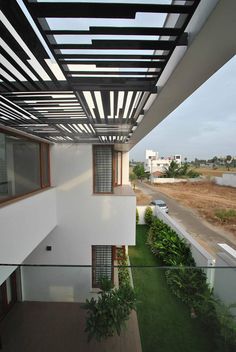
[214,253,236,307]
[0,266,17,286]
[214,173,236,187]
[0,188,57,264]
[21,266,95,302]
[22,144,136,302]
[151,177,187,184]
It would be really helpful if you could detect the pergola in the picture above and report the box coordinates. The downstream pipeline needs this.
[0,0,200,145]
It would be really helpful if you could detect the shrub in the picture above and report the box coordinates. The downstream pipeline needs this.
[214,301,236,349]
[84,281,136,342]
[144,206,153,227]
[165,267,210,310]
[215,209,236,223]
[118,254,131,287]
[147,218,194,266]
[136,208,139,224]
[145,217,236,349]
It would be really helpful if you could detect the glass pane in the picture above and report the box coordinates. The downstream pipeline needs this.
[0,132,41,201]
[41,144,50,187]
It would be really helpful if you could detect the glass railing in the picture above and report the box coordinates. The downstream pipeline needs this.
[0,264,235,352]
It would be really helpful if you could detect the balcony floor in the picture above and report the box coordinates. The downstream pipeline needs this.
[0,302,142,352]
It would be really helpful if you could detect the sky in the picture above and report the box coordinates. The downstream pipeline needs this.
[130,55,236,162]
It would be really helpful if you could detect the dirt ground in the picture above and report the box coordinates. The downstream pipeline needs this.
[152,181,236,237]
[194,167,236,177]
[134,188,151,205]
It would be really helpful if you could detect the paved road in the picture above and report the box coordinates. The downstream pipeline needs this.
[137,181,236,255]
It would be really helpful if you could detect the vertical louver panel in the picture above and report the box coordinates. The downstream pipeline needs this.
[92,245,113,287]
[94,145,113,193]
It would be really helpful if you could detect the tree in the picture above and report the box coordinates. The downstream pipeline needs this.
[144,206,154,227]
[163,160,180,177]
[133,163,147,180]
[225,155,232,171]
[129,172,137,189]
[163,160,200,178]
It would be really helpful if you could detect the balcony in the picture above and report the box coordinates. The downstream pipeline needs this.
[0,262,235,352]
[92,185,136,245]
[0,188,57,265]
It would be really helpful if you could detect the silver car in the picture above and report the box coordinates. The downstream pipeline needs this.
[150,199,169,213]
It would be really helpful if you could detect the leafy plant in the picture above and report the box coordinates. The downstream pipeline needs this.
[214,301,236,349]
[147,218,194,266]
[118,254,131,287]
[136,208,139,225]
[130,172,137,189]
[163,160,200,178]
[133,163,147,180]
[165,267,210,310]
[144,206,153,227]
[84,281,136,342]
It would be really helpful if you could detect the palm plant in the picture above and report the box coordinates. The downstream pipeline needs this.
[163,160,180,177]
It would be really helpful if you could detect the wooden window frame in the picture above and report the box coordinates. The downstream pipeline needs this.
[113,151,122,187]
[0,128,51,204]
[114,245,126,261]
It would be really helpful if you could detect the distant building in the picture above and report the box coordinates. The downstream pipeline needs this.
[145,149,182,173]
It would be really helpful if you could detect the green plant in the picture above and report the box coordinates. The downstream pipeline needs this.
[215,209,236,223]
[165,267,210,310]
[147,218,194,266]
[214,301,236,349]
[84,281,136,342]
[130,172,137,189]
[136,208,139,224]
[133,163,147,180]
[118,254,131,287]
[144,206,153,227]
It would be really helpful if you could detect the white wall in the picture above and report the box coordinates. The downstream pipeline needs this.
[151,178,187,184]
[214,246,236,308]
[0,266,17,286]
[21,266,96,302]
[25,144,136,265]
[214,173,236,187]
[22,144,135,302]
[0,188,57,264]
[136,205,155,225]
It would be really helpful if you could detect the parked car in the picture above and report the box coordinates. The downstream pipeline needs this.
[150,199,169,213]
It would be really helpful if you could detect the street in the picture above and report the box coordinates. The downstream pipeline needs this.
[137,181,236,255]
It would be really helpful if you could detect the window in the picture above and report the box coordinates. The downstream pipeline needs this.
[93,145,113,193]
[92,245,114,288]
[0,130,50,203]
[93,145,123,193]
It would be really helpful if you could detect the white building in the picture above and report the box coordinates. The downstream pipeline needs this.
[0,0,236,338]
[145,150,182,173]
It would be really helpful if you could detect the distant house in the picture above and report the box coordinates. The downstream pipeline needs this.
[145,149,182,173]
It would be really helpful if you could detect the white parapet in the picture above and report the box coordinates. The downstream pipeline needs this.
[0,188,57,264]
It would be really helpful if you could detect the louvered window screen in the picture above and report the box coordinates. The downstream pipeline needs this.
[94,146,113,193]
[92,246,113,287]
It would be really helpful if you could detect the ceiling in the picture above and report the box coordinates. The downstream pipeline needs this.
[0,0,201,144]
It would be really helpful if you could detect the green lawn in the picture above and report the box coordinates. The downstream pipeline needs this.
[129,225,216,352]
